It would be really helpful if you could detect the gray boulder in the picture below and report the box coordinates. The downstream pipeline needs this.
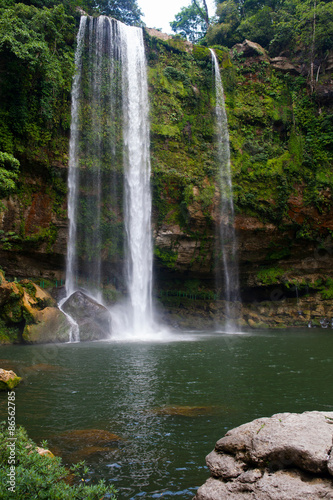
[62,291,111,341]
[194,411,333,500]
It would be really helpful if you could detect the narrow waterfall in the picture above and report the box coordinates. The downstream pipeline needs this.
[64,16,153,338]
[66,16,87,300]
[210,49,241,331]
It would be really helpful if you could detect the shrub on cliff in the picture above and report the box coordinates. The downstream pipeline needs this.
[0,152,19,198]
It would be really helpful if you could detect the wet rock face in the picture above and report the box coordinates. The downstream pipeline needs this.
[193,411,333,500]
[22,307,71,344]
[0,179,68,279]
[62,291,111,341]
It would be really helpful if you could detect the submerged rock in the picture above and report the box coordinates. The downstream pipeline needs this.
[50,428,122,462]
[0,368,22,390]
[68,445,118,463]
[194,411,333,499]
[152,405,218,417]
[61,291,112,341]
[57,429,122,447]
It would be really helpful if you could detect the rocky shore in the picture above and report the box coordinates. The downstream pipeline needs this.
[194,411,333,499]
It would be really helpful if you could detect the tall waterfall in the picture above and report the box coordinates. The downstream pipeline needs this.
[65,16,153,338]
[119,23,153,335]
[210,49,241,331]
[66,16,87,299]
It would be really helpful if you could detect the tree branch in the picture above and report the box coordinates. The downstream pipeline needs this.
[192,0,210,30]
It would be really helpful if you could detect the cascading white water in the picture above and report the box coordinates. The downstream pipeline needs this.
[59,17,88,342]
[64,16,153,340]
[119,24,153,335]
[66,16,87,300]
[210,49,241,331]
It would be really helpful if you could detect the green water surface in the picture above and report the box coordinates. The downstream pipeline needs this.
[0,329,333,498]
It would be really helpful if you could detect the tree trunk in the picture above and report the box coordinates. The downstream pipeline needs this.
[192,0,210,30]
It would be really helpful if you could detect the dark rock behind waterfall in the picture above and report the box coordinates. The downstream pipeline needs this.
[62,291,111,341]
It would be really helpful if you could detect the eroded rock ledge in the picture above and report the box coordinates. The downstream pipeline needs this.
[194,411,333,500]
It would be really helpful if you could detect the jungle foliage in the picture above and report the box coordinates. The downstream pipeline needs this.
[208,0,333,54]
[0,0,332,270]
[170,0,210,42]
[146,21,333,252]
[173,0,333,61]
[0,0,142,197]
[0,0,76,196]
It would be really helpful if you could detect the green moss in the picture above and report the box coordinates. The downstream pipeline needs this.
[21,281,36,298]
[18,224,58,252]
[0,373,21,390]
[2,300,23,323]
[151,123,181,138]
[192,45,211,61]
[257,267,285,285]
[318,278,333,300]
[102,287,122,305]
[146,31,220,250]
[154,247,178,268]
[0,318,21,344]
[147,31,333,278]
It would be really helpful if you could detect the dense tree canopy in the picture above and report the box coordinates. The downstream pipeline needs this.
[0,0,143,195]
[205,0,333,58]
[0,2,75,151]
[82,0,143,25]
[170,0,210,42]
[170,2,207,42]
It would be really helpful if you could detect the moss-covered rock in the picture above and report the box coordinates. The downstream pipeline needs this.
[22,307,71,344]
[0,274,69,343]
[0,368,22,390]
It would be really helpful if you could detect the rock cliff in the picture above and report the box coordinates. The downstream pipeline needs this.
[0,29,332,330]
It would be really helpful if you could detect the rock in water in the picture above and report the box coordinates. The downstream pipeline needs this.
[0,369,22,390]
[62,291,111,341]
[194,411,333,500]
[22,307,72,344]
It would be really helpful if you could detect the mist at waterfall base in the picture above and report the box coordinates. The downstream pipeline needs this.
[2,330,333,498]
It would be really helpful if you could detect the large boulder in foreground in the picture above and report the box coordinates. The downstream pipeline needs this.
[0,368,22,390]
[194,411,333,500]
[62,291,111,341]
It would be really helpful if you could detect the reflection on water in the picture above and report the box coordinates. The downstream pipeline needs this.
[1,329,333,498]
